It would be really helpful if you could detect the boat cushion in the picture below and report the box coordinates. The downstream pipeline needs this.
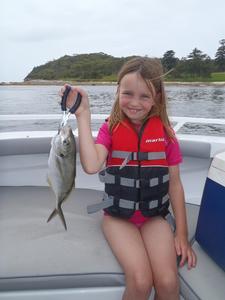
[0,137,52,156]
[179,241,225,300]
[0,186,198,292]
[179,140,211,158]
[0,187,124,291]
[0,137,211,158]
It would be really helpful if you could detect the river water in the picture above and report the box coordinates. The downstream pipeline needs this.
[0,84,225,135]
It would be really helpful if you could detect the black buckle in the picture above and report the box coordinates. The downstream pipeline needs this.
[138,152,148,160]
[158,205,169,217]
[139,179,149,188]
[131,152,148,161]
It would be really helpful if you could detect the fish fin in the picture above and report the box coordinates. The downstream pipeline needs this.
[64,183,75,200]
[47,206,67,231]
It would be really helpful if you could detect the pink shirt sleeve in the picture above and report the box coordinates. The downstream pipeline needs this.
[164,130,183,166]
[95,122,182,165]
[95,122,112,151]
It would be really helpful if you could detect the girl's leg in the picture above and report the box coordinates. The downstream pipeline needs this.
[140,216,179,300]
[102,215,153,300]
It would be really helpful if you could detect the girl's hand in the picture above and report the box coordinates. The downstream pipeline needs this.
[174,234,197,270]
[60,84,90,117]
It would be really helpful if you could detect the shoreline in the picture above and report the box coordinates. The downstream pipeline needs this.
[1,79,225,87]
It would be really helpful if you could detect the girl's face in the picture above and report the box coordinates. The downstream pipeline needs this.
[118,72,155,124]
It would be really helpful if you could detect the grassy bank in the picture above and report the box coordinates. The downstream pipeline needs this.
[164,72,225,83]
[211,72,225,81]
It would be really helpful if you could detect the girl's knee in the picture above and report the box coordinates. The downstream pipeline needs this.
[155,271,179,295]
[126,270,153,296]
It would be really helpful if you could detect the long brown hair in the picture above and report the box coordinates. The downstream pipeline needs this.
[109,57,174,139]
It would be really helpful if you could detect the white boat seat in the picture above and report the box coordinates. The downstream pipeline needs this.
[0,186,198,292]
[0,137,211,158]
[0,187,123,291]
[0,137,52,156]
[179,139,211,158]
[179,241,225,300]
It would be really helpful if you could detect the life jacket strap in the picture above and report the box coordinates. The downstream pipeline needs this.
[165,213,176,231]
[111,150,166,169]
[112,150,165,160]
[87,194,113,214]
[99,170,115,184]
[87,192,170,214]
[87,192,137,214]
[162,194,170,204]
[99,169,169,188]
[112,150,166,160]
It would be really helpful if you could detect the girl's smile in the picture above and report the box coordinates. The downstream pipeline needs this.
[118,72,155,124]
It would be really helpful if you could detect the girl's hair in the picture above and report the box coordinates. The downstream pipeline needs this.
[109,57,174,139]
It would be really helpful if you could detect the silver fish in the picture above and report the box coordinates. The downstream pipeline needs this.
[47,125,76,230]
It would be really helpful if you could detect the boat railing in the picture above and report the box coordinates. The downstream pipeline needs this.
[0,114,225,156]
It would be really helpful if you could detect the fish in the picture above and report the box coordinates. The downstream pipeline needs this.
[47,125,76,230]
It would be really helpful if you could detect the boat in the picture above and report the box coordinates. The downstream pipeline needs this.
[0,114,225,300]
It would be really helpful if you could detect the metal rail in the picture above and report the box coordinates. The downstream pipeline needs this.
[1,114,225,156]
[1,114,225,133]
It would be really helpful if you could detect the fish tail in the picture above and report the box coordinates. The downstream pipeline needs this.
[58,205,67,231]
[47,206,67,231]
[47,209,58,223]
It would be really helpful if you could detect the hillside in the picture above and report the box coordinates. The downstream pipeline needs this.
[25,53,136,81]
[24,52,225,83]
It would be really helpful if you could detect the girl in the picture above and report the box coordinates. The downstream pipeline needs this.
[62,57,197,300]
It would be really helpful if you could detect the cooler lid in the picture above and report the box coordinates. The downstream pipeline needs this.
[211,151,225,172]
[208,151,225,187]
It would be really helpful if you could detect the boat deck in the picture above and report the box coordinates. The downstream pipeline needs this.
[1,115,225,299]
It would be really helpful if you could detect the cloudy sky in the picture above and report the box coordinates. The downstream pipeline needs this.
[1,0,225,82]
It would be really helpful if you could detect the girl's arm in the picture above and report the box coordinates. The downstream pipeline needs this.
[62,85,108,174]
[168,165,197,269]
[169,165,187,237]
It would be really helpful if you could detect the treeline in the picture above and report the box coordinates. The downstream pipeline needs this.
[162,39,225,81]
[25,39,225,82]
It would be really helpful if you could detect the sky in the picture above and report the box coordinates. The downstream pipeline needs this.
[1,0,225,82]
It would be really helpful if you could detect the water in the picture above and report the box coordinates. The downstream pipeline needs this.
[0,84,225,135]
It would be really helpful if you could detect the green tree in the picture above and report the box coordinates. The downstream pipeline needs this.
[162,50,178,71]
[215,39,225,71]
[186,48,213,77]
[187,48,208,60]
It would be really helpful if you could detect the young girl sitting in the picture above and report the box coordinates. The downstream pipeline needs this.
[61,57,196,300]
